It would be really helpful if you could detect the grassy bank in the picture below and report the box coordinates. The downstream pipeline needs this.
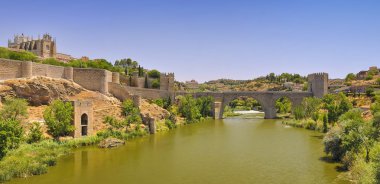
[0,128,149,183]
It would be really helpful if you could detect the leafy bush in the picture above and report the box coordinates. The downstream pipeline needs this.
[122,99,142,124]
[0,119,24,158]
[43,100,74,139]
[323,93,352,123]
[293,106,306,120]
[0,140,69,182]
[147,69,160,78]
[0,98,28,121]
[371,102,380,114]
[0,47,37,62]
[178,95,201,123]
[345,73,357,82]
[196,96,213,117]
[153,97,171,109]
[275,97,292,114]
[26,122,43,144]
[323,126,345,161]
[165,119,176,129]
[151,79,160,89]
[367,88,375,97]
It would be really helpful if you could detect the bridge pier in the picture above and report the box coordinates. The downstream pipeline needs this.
[264,107,277,119]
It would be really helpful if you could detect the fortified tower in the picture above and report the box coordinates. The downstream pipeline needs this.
[160,73,174,92]
[308,73,328,98]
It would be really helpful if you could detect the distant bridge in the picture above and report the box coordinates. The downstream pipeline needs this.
[175,73,329,119]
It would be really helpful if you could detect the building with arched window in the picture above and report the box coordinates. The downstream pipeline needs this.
[70,100,94,138]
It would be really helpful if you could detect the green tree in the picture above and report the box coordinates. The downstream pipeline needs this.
[0,119,23,158]
[196,96,214,117]
[147,69,161,78]
[345,73,357,82]
[323,93,353,123]
[323,126,344,161]
[43,100,74,139]
[366,87,375,97]
[151,79,160,89]
[178,95,201,123]
[144,75,148,88]
[323,113,329,133]
[298,97,322,119]
[26,122,43,144]
[122,99,142,125]
[0,98,28,121]
[372,103,380,116]
[275,97,292,114]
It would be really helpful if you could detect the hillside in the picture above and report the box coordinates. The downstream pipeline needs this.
[0,76,169,133]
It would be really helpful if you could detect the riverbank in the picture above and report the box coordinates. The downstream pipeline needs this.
[0,128,147,182]
[8,118,344,184]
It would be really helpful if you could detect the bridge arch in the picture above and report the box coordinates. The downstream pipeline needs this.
[201,91,313,119]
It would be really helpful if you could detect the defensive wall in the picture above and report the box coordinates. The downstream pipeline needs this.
[0,58,174,102]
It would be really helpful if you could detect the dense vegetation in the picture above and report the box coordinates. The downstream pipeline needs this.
[285,92,380,183]
[0,98,149,182]
[0,47,38,62]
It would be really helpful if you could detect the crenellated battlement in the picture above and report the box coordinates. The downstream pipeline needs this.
[307,72,328,98]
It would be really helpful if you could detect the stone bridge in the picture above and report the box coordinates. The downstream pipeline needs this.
[188,91,313,119]
[176,73,329,119]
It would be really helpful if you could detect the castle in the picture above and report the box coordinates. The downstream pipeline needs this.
[8,34,74,62]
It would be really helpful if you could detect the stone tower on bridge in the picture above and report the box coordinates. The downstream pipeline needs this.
[308,73,328,98]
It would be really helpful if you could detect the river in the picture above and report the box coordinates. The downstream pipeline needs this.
[10,114,346,184]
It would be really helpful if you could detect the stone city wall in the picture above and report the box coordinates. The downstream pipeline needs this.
[0,58,23,79]
[108,82,132,101]
[73,68,112,94]
[125,86,172,100]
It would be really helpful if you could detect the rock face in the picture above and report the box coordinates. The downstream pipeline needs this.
[139,99,170,121]
[98,138,125,148]
[0,76,84,105]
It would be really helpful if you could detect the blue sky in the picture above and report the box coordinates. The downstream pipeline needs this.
[1,0,379,82]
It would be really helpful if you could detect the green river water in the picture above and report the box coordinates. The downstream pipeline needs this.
[10,115,347,184]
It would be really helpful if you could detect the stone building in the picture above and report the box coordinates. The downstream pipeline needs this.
[8,33,74,62]
[185,80,199,90]
[70,100,94,138]
[357,66,380,80]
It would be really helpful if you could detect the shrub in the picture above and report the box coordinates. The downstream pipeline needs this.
[122,99,142,124]
[147,69,160,78]
[345,73,357,82]
[293,106,305,120]
[26,122,43,144]
[0,47,37,62]
[43,100,74,139]
[178,95,201,123]
[367,88,375,97]
[151,79,160,89]
[0,119,24,158]
[348,157,376,184]
[0,140,69,182]
[196,96,213,117]
[165,119,176,129]
[304,119,317,130]
[0,98,28,121]
[323,126,345,161]
[371,102,380,114]
[323,93,353,123]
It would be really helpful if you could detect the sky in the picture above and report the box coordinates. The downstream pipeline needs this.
[0,0,379,82]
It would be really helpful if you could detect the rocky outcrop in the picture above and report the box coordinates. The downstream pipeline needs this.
[0,76,84,105]
[98,138,125,148]
[139,99,170,122]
